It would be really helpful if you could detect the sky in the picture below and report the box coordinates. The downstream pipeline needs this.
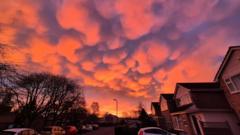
[1,0,240,117]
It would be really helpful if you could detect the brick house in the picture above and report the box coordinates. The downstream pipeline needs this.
[151,102,161,126]
[159,94,175,130]
[171,82,240,135]
[214,46,240,121]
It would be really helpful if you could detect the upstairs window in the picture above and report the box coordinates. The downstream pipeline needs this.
[176,93,192,107]
[225,74,240,93]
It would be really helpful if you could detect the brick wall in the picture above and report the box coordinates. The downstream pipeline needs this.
[172,113,194,135]
[220,79,240,121]
[161,110,173,130]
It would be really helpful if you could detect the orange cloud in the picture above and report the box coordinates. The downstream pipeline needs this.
[115,0,168,39]
[57,36,82,63]
[57,0,101,45]
[0,0,45,33]
[81,60,96,72]
[138,76,152,85]
[103,50,127,64]
[132,40,170,73]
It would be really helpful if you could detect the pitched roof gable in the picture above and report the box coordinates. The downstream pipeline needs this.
[161,94,174,101]
[214,46,240,81]
[191,90,230,110]
[151,102,161,115]
[177,82,220,91]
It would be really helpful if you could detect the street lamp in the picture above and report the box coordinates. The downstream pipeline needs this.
[113,98,118,117]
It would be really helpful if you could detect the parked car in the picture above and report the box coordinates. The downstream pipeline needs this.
[41,126,65,135]
[1,128,40,135]
[138,127,176,135]
[64,126,78,135]
[81,124,93,132]
[91,124,99,130]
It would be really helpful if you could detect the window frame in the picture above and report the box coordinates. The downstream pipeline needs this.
[176,93,192,107]
[224,73,240,94]
[173,116,183,130]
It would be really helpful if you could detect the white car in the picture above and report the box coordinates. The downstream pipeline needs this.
[1,128,40,135]
[138,127,176,135]
[81,124,93,131]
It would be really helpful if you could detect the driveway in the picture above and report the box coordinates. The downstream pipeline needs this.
[82,127,115,135]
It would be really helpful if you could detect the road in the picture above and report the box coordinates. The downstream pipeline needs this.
[82,127,115,135]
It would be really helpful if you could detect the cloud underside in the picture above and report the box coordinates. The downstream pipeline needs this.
[1,0,240,113]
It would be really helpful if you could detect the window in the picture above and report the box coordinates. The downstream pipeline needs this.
[225,74,240,93]
[177,94,192,107]
[173,116,181,130]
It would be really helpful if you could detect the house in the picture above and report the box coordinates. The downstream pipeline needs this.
[171,82,240,135]
[159,94,175,130]
[151,102,161,126]
[214,46,240,121]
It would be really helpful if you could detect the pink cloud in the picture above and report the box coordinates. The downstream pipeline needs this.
[132,40,170,73]
[81,60,96,72]
[115,0,166,39]
[57,0,101,45]
[57,36,82,63]
[103,50,127,64]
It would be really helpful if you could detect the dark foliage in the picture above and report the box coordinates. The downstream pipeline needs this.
[14,72,85,127]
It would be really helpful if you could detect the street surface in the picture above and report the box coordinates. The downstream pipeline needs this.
[82,127,115,135]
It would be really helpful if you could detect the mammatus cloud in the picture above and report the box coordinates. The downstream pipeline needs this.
[1,0,240,115]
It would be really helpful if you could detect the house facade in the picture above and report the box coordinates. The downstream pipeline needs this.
[151,102,161,126]
[214,46,240,121]
[159,94,175,130]
[171,82,240,135]
[152,46,240,135]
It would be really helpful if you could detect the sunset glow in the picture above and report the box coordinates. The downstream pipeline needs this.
[1,0,240,116]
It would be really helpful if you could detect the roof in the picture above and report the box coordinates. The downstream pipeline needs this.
[177,82,220,90]
[172,82,230,113]
[172,104,193,113]
[160,94,177,113]
[160,94,174,101]
[214,46,240,81]
[151,102,161,115]
[151,102,159,108]
[191,90,231,110]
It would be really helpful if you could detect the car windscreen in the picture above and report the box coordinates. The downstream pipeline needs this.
[0,131,15,135]
[144,129,168,134]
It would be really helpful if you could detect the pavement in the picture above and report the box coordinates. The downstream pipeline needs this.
[82,127,115,135]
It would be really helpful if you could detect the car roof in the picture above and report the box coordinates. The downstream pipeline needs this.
[140,127,164,130]
[3,128,33,133]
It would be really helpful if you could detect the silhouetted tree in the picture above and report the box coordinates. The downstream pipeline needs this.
[91,102,100,115]
[63,107,88,125]
[15,72,84,127]
[0,44,19,113]
[137,103,156,127]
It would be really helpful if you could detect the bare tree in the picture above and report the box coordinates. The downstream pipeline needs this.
[0,44,20,113]
[15,72,84,127]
